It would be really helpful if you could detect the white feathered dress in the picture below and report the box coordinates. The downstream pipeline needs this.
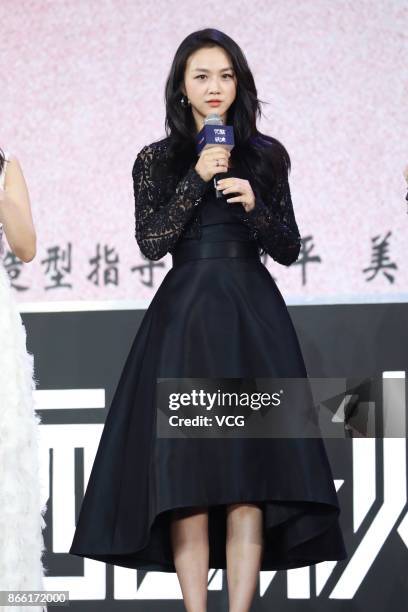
[0,152,47,612]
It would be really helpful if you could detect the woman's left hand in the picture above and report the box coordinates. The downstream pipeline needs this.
[216,177,256,213]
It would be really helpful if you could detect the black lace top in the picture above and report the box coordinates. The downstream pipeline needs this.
[132,137,301,266]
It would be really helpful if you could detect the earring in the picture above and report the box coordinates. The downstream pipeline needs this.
[180,95,190,108]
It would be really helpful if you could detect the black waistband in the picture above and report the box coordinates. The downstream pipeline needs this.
[171,240,260,267]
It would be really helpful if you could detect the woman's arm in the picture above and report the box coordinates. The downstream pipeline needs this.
[241,171,301,266]
[133,145,209,261]
[0,156,36,262]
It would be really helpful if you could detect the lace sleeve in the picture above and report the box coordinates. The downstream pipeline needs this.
[242,169,301,266]
[133,145,209,261]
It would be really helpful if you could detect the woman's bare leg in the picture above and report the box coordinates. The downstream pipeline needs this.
[226,503,264,612]
[170,507,209,612]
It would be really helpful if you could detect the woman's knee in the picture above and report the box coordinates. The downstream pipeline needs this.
[170,506,209,545]
[226,502,263,519]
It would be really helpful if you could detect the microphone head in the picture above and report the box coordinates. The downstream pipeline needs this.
[204,113,223,126]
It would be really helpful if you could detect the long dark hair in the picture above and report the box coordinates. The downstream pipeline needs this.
[162,28,291,200]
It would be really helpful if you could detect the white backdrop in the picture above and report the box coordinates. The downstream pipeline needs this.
[0,0,407,306]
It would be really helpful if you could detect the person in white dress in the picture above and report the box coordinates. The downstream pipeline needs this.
[0,148,47,612]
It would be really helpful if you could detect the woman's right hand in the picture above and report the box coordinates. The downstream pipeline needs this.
[195,146,231,182]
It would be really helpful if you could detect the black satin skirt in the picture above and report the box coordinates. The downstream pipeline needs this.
[69,235,347,572]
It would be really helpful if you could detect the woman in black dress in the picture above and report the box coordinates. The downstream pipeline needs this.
[70,28,347,612]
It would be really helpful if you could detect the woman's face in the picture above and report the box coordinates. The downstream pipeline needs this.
[182,45,237,132]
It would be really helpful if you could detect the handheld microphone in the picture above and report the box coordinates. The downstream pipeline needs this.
[196,113,235,199]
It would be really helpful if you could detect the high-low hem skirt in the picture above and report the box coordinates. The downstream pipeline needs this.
[69,253,348,572]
